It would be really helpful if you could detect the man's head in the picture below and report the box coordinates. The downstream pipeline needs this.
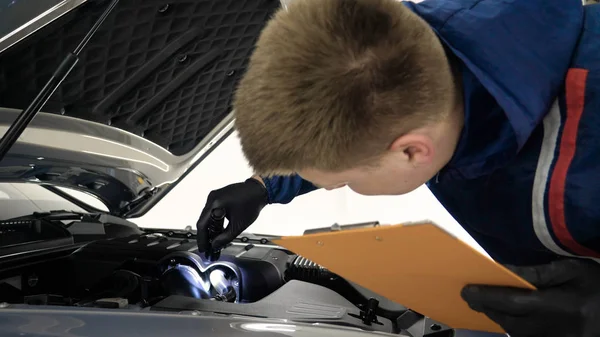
[234,0,463,195]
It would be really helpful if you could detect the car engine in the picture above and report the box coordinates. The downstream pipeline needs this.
[0,213,452,337]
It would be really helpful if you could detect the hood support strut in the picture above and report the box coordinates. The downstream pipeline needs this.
[0,0,120,162]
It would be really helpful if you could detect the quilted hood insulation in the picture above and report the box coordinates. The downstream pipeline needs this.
[0,0,280,155]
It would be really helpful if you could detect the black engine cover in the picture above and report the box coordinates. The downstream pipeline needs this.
[69,230,293,302]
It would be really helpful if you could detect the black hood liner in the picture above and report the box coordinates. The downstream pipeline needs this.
[0,0,279,155]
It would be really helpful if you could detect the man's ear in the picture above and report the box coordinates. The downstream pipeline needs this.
[389,133,435,164]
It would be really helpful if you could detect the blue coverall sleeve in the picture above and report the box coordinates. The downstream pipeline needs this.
[261,174,319,204]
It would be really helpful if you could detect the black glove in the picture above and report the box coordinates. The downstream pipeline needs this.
[196,178,268,253]
[461,258,600,337]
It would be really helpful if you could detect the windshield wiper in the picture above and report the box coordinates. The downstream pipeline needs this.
[6,210,98,224]
[0,0,120,162]
[4,209,142,242]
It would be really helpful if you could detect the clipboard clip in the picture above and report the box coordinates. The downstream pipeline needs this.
[302,221,380,235]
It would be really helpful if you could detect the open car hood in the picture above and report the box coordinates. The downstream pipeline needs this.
[0,0,281,217]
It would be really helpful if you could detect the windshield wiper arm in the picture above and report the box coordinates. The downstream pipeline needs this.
[0,0,120,162]
[6,210,97,223]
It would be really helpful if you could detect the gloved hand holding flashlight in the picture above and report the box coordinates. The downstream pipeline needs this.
[196,177,268,260]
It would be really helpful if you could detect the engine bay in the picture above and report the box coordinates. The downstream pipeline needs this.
[0,213,454,337]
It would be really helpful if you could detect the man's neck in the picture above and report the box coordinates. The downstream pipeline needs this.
[431,81,465,171]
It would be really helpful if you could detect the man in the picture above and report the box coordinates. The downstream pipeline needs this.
[196,0,600,335]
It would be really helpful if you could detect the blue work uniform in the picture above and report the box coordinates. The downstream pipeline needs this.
[260,0,600,265]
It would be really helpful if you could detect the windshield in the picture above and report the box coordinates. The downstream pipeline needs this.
[0,183,109,220]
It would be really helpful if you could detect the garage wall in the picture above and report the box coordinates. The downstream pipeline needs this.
[131,131,488,257]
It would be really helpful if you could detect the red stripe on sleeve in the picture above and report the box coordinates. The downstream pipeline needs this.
[547,68,600,257]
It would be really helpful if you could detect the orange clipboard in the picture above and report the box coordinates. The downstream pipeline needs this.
[272,221,535,333]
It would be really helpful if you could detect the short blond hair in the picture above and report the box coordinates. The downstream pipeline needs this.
[233,0,457,175]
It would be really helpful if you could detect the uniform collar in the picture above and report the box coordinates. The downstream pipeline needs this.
[403,0,583,181]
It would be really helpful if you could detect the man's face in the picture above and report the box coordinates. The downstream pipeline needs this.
[298,151,438,196]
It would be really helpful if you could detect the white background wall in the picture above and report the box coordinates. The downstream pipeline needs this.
[131,131,488,256]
